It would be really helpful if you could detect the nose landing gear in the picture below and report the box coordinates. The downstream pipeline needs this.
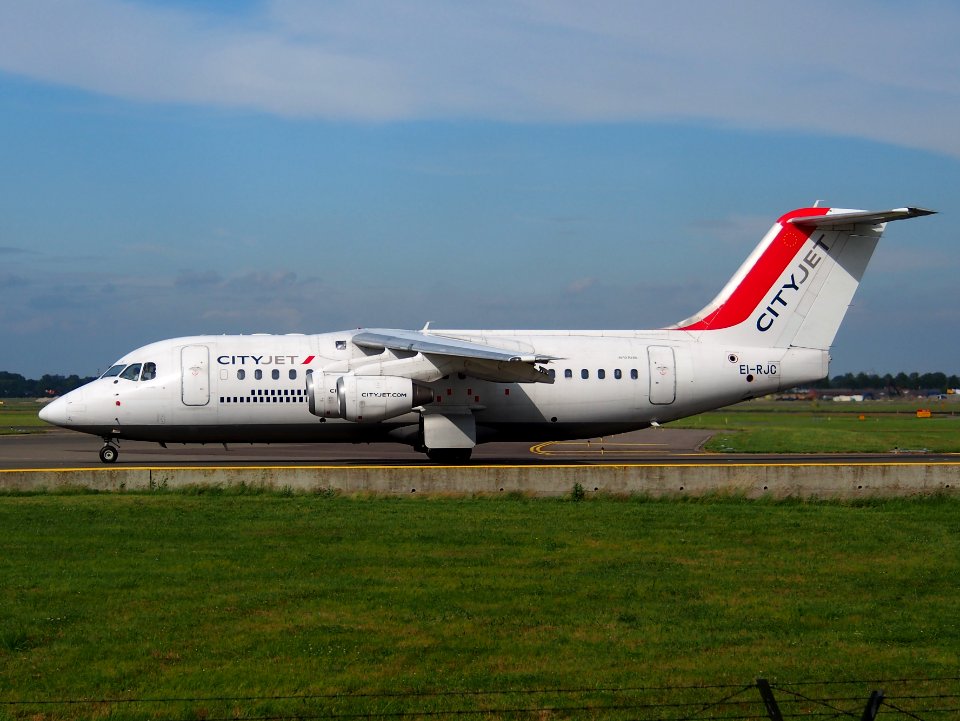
[99,442,119,464]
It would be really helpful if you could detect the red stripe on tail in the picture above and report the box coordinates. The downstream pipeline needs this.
[678,207,829,331]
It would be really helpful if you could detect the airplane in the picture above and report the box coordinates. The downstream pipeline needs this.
[39,204,934,464]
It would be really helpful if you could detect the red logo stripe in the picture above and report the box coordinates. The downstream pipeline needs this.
[302,355,315,364]
[678,207,829,331]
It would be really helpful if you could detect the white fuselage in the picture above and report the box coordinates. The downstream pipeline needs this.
[45,329,827,445]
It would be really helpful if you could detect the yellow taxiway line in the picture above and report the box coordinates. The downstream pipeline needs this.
[530,440,692,456]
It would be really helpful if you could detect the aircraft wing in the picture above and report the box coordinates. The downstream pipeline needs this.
[352,329,558,384]
[354,329,558,363]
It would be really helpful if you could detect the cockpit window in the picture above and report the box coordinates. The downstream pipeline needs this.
[141,362,157,381]
[119,363,142,381]
[101,364,126,378]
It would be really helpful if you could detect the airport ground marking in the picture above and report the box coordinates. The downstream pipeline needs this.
[531,440,692,456]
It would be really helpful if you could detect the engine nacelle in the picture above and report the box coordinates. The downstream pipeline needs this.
[307,373,433,423]
[338,375,434,423]
[306,372,341,418]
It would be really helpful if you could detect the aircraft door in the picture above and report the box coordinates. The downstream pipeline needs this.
[648,346,676,405]
[181,345,210,406]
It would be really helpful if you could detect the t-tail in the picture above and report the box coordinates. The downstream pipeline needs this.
[673,206,935,350]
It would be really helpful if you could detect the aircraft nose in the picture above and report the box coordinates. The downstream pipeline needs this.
[39,395,72,426]
[39,396,67,426]
[38,391,80,427]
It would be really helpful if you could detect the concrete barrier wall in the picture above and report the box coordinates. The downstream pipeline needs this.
[2,463,959,498]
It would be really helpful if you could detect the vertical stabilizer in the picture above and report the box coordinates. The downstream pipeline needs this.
[672,207,934,350]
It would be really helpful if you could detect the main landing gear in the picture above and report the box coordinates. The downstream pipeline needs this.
[99,442,119,464]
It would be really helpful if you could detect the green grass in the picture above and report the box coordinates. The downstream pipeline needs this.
[672,400,960,453]
[1,494,958,719]
[0,400,49,435]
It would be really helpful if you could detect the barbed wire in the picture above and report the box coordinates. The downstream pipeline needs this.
[1,676,957,720]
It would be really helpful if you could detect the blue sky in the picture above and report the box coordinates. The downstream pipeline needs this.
[1,1,958,377]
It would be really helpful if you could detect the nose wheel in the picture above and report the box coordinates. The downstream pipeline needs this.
[99,443,119,464]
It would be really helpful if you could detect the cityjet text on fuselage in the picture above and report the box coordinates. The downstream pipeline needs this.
[216,355,316,365]
[755,236,830,332]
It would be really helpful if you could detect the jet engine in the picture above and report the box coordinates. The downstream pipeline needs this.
[306,372,341,418]
[307,373,434,423]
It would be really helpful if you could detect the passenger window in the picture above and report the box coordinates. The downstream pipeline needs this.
[289,369,297,380]
[119,364,142,381]
[631,369,638,380]
[614,369,622,380]
[237,369,246,380]
[581,369,589,379]
[255,369,263,380]
[564,369,573,379]
[101,364,125,378]
[547,369,555,380]
[140,362,157,381]
[598,369,606,380]
[272,369,280,380]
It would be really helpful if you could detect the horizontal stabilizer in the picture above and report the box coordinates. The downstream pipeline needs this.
[789,207,935,228]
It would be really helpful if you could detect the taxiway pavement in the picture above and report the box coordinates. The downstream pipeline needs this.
[0,428,954,469]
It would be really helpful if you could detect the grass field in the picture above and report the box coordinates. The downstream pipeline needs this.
[0,400,49,435]
[1,492,958,719]
[671,399,960,453]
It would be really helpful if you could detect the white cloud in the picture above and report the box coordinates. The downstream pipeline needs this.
[565,277,597,294]
[0,1,958,156]
[0,0,412,118]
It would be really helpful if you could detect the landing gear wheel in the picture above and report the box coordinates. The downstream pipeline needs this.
[426,448,472,464]
[99,445,119,464]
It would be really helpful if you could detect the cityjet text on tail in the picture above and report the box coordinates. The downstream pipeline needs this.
[40,205,934,463]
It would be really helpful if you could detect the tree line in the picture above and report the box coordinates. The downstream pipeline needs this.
[0,372,97,398]
[1,369,958,398]
[811,371,960,392]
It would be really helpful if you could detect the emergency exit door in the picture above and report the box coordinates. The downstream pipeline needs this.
[181,345,210,406]
[648,346,676,405]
